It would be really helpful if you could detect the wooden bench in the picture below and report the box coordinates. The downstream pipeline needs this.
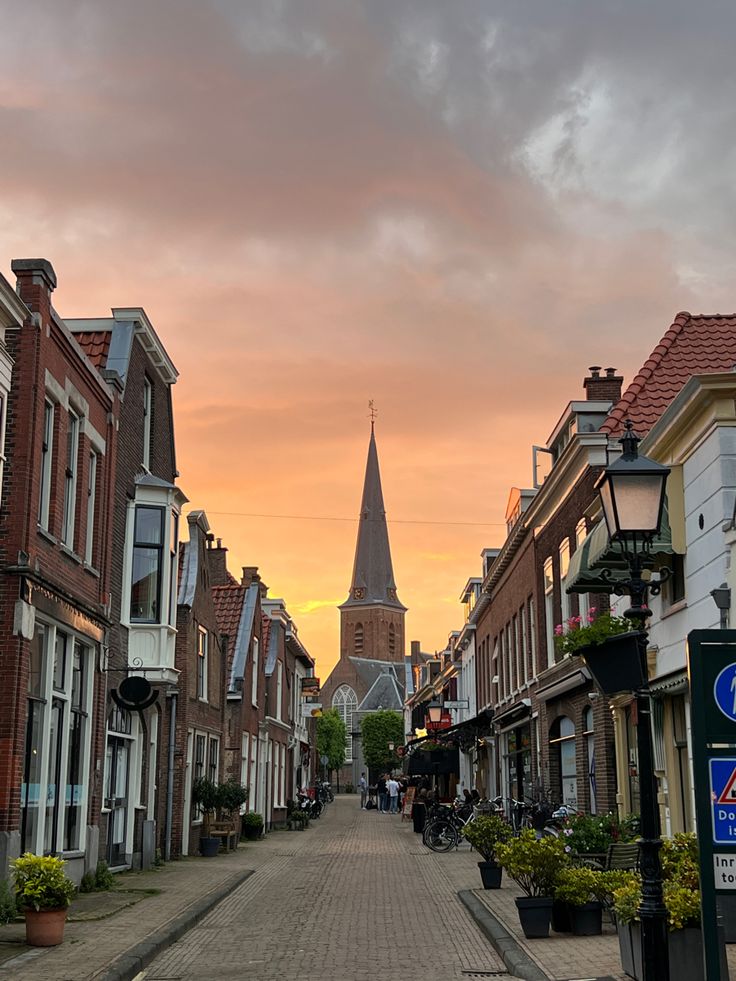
[605,842,640,871]
[210,819,238,852]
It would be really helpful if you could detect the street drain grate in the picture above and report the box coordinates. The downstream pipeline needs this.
[461,972,510,978]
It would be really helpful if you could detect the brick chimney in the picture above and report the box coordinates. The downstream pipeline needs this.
[206,538,231,586]
[583,366,623,403]
[11,258,57,322]
[241,566,260,587]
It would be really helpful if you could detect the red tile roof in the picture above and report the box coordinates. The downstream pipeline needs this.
[212,583,245,671]
[74,330,111,369]
[602,312,736,436]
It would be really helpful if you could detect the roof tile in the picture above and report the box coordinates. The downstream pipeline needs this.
[74,330,111,369]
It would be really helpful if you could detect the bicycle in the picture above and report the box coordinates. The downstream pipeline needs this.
[422,799,476,852]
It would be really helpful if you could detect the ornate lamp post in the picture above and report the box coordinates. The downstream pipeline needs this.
[595,421,671,981]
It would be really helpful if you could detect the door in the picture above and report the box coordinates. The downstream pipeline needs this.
[106,736,130,866]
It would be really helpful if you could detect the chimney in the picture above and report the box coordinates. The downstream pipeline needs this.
[11,258,57,321]
[206,540,230,586]
[241,566,260,587]
[583,365,623,403]
[410,640,421,661]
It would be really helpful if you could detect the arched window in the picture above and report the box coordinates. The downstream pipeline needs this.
[354,623,364,655]
[583,706,596,815]
[388,623,396,656]
[550,715,577,808]
[332,685,358,762]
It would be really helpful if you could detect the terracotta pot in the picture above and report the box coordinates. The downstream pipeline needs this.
[24,907,67,947]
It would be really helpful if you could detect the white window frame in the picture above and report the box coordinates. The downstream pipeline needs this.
[39,399,54,530]
[240,733,250,814]
[544,557,555,669]
[276,661,283,721]
[251,637,259,706]
[520,604,527,685]
[249,736,258,811]
[528,597,536,676]
[559,538,571,628]
[574,519,589,625]
[85,451,98,566]
[197,625,208,702]
[332,684,357,762]
[61,410,80,547]
[142,377,152,471]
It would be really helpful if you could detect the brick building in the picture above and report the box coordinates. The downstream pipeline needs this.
[0,259,117,882]
[321,424,406,786]
[70,306,185,869]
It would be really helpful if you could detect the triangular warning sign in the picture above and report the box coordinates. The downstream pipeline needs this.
[718,768,736,804]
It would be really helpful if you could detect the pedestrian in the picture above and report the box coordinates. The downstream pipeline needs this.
[377,773,387,813]
[358,772,368,809]
[387,775,399,813]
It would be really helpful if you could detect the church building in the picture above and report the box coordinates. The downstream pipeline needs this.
[321,423,406,786]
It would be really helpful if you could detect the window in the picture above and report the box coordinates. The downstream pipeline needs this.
[583,705,596,815]
[354,622,364,655]
[208,736,219,784]
[506,623,514,693]
[559,539,571,628]
[168,511,179,625]
[39,400,54,529]
[0,394,6,493]
[249,737,257,810]
[85,452,98,566]
[276,661,283,720]
[513,615,520,691]
[130,506,164,622]
[332,684,357,762]
[528,597,536,678]
[192,733,206,820]
[388,623,396,656]
[672,696,693,830]
[662,554,686,607]
[142,377,152,470]
[498,631,505,698]
[197,626,208,701]
[544,558,555,669]
[61,411,80,547]
[574,520,589,624]
[550,715,577,808]
[21,624,92,855]
[240,734,250,814]
[251,637,259,706]
[519,605,527,685]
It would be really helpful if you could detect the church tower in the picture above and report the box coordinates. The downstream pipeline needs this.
[320,421,407,783]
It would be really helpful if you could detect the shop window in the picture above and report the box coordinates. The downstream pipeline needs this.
[504,723,532,802]
[550,715,578,808]
[332,685,357,762]
[583,705,596,815]
[672,696,693,830]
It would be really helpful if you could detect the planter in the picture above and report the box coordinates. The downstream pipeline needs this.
[412,803,426,834]
[478,861,502,890]
[717,893,736,942]
[199,836,221,857]
[24,908,67,947]
[515,896,553,939]
[570,901,602,936]
[578,631,647,695]
[616,921,728,981]
[242,827,262,841]
[551,899,572,933]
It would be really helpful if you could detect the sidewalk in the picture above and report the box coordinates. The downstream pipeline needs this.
[0,829,312,981]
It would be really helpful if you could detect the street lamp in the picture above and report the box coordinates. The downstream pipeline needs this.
[427,701,442,726]
[594,420,671,981]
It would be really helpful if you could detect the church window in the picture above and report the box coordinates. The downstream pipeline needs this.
[354,623,364,655]
[332,685,357,762]
[388,623,396,656]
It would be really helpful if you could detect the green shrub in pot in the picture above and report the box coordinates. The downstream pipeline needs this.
[241,812,264,839]
[496,830,569,897]
[12,855,76,913]
[461,815,512,863]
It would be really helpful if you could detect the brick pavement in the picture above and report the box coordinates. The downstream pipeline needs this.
[143,798,510,981]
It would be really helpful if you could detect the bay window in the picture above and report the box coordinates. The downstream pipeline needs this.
[130,506,164,622]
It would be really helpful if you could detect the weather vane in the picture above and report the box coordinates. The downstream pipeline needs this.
[368,399,377,429]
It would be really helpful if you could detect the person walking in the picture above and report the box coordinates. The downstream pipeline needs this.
[387,776,399,814]
[377,774,387,813]
[358,772,368,809]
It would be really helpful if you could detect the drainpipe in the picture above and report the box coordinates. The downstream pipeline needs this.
[165,691,177,861]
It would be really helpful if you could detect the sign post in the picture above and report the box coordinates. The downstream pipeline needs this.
[687,629,736,980]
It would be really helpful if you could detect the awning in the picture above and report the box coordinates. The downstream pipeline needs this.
[537,668,592,702]
[566,499,674,594]
[649,669,689,697]
[405,709,494,753]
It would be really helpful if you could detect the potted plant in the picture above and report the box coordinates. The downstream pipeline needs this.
[461,815,512,889]
[12,854,76,947]
[555,611,646,693]
[496,830,569,938]
[192,777,222,856]
[241,811,264,840]
[554,867,604,936]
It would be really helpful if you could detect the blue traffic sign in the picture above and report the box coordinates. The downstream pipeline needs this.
[710,759,736,843]
[714,662,736,722]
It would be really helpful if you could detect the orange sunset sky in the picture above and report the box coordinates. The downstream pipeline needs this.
[2,1,736,680]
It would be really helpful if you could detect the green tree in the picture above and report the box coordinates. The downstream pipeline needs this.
[316,709,347,785]
[360,710,404,774]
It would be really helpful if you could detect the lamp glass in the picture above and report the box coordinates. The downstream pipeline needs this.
[427,703,442,724]
[607,472,666,535]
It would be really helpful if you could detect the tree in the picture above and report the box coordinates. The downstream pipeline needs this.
[316,709,347,786]
[360,710,404,775]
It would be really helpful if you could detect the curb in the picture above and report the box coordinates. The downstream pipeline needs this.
[457,890,549,981]
[95,869,254,981]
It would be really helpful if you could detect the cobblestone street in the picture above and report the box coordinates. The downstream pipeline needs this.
[143,797,509,981]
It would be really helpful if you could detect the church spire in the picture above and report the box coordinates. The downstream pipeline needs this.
[341,422,405,610]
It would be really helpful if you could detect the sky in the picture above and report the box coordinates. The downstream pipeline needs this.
[2,0,736,679]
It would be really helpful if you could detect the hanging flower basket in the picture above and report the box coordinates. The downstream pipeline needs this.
[578,631,647,696]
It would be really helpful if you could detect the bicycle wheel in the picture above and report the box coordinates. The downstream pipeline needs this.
[424,819,459,852]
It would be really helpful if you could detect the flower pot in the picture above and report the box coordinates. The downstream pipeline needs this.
[617,920,636,979]
[570,901,602,936]
[199,836,221,857]
[242,826,262,840]
[551,899,572,933]
[412,802,426,834]
[478,861,502,889]
[24,908,67,947]
[578,632,647,695]
[515,896,553,938]
[717,893,736,943]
